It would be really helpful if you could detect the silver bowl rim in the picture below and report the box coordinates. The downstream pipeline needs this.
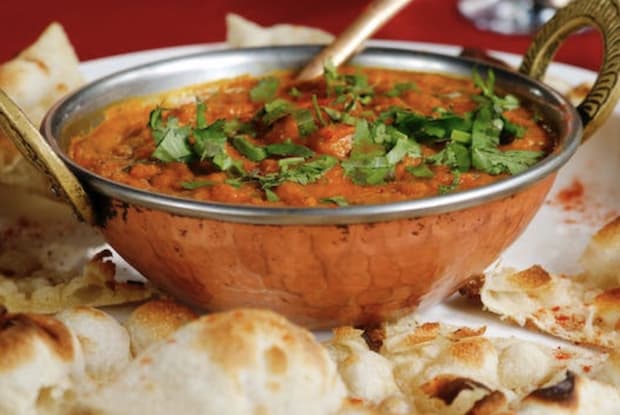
[42,45,582,225]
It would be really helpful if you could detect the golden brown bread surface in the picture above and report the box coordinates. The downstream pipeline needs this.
[0,22,84,195]
[461,216,620,349]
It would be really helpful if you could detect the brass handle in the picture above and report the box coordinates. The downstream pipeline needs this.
[0,89,95,224]
[296,0,412,81]
[519,0,620,141]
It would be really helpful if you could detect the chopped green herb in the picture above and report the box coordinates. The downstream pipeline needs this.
[427,142,471,172]
[386,138,421,165]
[265,142,314,158]
[406,164,434,179]
[181,180,216,190]
[312,94,327,127]
[438,171,461,194]
[149,109,193,163]
[231,136,267,162]
[288,87,301,98]
[263,99,293,125]
[264,188,280,202]
[385,82,417,97]
[250,77,279,102]
[293,109,317,136]
[195,101,207,129]
[320,196,349,206]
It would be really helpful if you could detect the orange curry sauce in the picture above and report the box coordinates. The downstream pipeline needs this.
[68,67,554,207]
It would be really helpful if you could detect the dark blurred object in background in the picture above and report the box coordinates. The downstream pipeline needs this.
[458,0,571,35]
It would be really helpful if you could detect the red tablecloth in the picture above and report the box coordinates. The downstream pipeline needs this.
[1,0,602,71]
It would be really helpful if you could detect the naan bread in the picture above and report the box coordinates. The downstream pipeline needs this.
[77,308,347,415]
[226,13,334,48]
[124,299,197,356]
[0,184,153,314]
[55,307,131,382]
[327,315,619,414]
[0,22,84,194]
[0,311,85,415]
[460,216,620,349]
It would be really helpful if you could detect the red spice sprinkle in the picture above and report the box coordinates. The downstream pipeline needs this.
[551,306,561,312]
[556,179,585,211]
[554,350,572,360]
[583,365,592,373]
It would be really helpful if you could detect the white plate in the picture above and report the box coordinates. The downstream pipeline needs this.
[80,41,618,345]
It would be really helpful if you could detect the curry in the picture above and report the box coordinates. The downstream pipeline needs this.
[68,65,554,207]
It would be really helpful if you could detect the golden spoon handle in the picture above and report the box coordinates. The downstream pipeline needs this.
[296,0,412,81]
[0,89,95,224]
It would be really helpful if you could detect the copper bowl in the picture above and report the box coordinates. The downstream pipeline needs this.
[1,0,619,328]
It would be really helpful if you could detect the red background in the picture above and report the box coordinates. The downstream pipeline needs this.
[1,0,602,71]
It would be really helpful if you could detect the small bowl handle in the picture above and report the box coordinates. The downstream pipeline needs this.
[0,90,95,224]
[519,0,620,141]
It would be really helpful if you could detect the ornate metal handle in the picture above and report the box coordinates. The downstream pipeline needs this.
[519,0,620,141]
[0,89,95,224]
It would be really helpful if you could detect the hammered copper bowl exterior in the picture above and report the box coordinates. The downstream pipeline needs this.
[100,175,554,328]
[35,46,586,329]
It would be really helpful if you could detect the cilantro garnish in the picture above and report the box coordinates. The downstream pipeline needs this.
[406,164,434,179]
[250,77,279,102]
[323,61,374,112]
[293,109,317,136]
[231,136,267,162]
[265,142,314,158]
[149,108,193,163]
[385,82,417,97]
[181,180,216,190]
[438,171,461,194]
[320,196,349,206]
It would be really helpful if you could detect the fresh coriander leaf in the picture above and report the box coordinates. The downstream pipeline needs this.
[385,82,417,97]
[427,142,471,172]
[278,156,306,171]
[386,138,421,165]
[294,109,317,136]
[438,171,461,194]
[265,188,280,202]
[342,155,392,186]
[322,106,342,122]
[265,142,314,158]
[342,119,393,185]
[284,155,337,185]
[223,119,255,137]
[263,99,293,125]
[192,119,237,171]
[472,148,543,175]
[312,94,327,127]
[406,164,434,178]
[148,107,165,142]
[320,196,349,206]
[450,129,471,144]
[289,87,301,98]
[151,117,193,162]
[181,180,216,190]
[250,77,279,102]
[231,136,267,162]
[196,101,207,129]
[225,177,244,188]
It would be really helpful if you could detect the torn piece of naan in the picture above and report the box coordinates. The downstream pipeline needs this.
[0,188,153,313]
[226,13,334,48]
[460,216,620,349]
[0,22,84,194]
[328,315,620,414]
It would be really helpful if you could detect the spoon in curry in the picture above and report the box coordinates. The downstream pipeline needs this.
[296,0,413,82]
